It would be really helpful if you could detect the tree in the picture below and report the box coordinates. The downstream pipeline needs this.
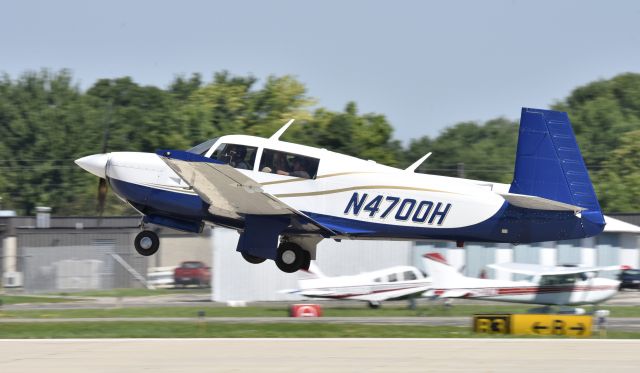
[406,118,518,183]
[593,130,640,212]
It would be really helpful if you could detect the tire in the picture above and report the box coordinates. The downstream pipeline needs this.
[241,252,266,264]
[301,250,311,271]
[134,230,160,256]
[368,301,381,309]
[275,242,305,273]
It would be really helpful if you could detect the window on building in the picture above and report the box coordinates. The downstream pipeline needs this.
[211,143,258,170]
[258,149,319,179]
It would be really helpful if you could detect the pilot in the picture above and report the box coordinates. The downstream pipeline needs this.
[277,156,310,178]
[227,145,249,169]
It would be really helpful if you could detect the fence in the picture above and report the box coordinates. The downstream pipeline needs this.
[17,228,147,293]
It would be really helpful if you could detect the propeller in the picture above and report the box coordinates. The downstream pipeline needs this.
[96,103,112,215]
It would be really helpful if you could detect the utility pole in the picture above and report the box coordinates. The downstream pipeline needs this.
[457,162,465,178]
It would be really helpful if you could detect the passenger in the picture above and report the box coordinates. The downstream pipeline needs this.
[277,156,310,179]
[273,152,290,174]
[261,152,290,174]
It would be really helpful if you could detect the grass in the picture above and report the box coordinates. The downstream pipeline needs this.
[49,287,210,297]
[1,304,640,319]
[0,322,637,339]
[0,295,81,306]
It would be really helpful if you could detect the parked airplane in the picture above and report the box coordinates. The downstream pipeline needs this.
[284,262,432,308]
[424,253,621,306]
[75,108,606,273]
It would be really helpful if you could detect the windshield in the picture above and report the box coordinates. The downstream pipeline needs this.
[187,138,219,155]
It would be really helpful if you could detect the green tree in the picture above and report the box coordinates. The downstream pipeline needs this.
[593,130,640,212]
[406,118,517,183]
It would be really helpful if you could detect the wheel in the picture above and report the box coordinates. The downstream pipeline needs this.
[134,230,160,256]
[241,252,266,264]
[368,301,381,309]
[275,242,306,273]
[301,250,311,271]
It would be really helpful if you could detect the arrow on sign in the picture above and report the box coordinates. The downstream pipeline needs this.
[570,323,586,335]
[532,322,548,333]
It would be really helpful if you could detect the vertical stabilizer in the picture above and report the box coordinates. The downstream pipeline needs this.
[423,253,465,288]
[509,108,605,235]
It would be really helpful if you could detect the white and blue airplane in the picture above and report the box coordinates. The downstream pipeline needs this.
[75,108,606,273]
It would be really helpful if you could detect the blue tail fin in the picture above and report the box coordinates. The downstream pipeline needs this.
[509,108,604,234]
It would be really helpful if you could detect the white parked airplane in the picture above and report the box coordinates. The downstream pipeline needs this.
[75,108,606,273]
[424,253,621,306]
[284,262,432,308]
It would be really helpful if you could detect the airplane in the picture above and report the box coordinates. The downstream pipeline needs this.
[283,262,432,308]
[423,253,622,306]
[75,107,606,273]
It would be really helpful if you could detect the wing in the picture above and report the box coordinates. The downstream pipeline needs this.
[488,262,624,276]
[156,150,335,236]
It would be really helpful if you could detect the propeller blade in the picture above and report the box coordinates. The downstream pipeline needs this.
[97,177,107,214]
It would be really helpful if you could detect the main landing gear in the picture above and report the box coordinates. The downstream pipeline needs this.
[241,252,266,264]
[241,242,311,273]
[134,230,160,256]
[275,242,311,273]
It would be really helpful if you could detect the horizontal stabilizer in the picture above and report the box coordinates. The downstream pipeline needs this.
[498,192,585,212]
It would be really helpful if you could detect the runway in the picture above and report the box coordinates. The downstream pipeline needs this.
[1,338,639,372]
[1,316,640,331]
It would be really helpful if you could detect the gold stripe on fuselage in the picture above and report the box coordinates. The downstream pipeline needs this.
[273,185,459,198]
[260,172,376,186]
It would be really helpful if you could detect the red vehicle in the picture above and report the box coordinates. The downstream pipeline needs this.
[173,261,211,288]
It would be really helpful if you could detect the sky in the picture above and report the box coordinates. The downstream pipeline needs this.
[1,0,639,143]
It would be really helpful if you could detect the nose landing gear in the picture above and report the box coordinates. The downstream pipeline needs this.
[134,230,160,256]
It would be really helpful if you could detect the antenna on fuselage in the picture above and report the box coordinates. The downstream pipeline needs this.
[405,152,432,173]
[269,119,295,141]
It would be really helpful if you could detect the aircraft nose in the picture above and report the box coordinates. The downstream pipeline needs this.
[75,153,109,178]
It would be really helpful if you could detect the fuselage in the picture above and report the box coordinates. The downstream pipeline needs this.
[434,277,620,306]
[296,265,432,302]
[77,134,603,243]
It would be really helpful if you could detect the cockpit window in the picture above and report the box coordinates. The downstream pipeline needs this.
[186,138,219,156]
[403,270,418,281]
[211,143,258,170]
[539,274,580,286]
[258,149,319,179]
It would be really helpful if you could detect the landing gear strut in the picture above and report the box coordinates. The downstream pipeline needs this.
[134,230,160,256]
[275,242,310,273]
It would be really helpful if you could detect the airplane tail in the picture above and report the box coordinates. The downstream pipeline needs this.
[423,253,466,288]
[298,261,327,280]
[508,108,605,236]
